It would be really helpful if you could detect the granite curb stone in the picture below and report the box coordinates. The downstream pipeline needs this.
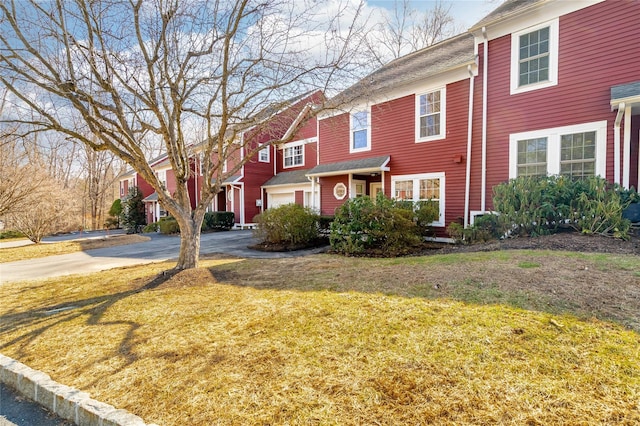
[0,354,158,426]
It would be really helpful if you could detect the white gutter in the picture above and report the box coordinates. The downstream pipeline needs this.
[481,26,488,212]
[464,63,475,228]
[613,102,625,185]
[623,104,631,188]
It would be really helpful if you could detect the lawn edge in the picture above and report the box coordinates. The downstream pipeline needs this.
[0,353,158,426]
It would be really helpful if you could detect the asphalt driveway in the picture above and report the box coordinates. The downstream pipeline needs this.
[0,230,327,283]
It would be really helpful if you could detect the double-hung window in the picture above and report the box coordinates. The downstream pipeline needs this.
[350,110,370,152]
[510,122,605,179]
[416,88,445,141]
[284,144,304,168]
[510,19,558,94]
[517,137,548,177]
[258,144,269,162]
[392,172,445,226]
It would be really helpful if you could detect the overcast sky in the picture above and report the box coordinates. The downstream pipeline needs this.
[367,0,500,29]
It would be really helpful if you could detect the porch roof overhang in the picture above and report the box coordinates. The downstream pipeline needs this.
[611,81,640,113]
[306,155,390,178]
[142,192,158,202]
[262,169,311,188]
[212,175,242,185]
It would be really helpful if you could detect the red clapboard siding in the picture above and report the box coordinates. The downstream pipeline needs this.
[318,175,349,216]
[472,0,640,211]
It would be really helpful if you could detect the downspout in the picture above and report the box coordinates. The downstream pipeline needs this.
[613,102,625,185]
[464,63,475,228]
[481,26,488,212]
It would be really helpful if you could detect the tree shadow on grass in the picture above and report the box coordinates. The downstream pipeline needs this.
[0,271,177,386]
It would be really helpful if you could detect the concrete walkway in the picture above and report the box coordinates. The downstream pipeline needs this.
[1,230,327,283]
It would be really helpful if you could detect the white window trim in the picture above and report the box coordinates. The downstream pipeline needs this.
[258,144,269,163]
[350,108,371,153]
[391,172,445,227]
[508,121,607,179]
[283,141,305,169]
[510,18,559,95]
[415,87,446,142]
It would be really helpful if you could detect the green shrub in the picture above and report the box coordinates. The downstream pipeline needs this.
[202,211,235,231]
[567,178,631,238]
[493,175,632,239]
[446,222,465,244]
[254,204,319,246]
[414,200,440,236]
[446,214,503,245]
[0,230,25,239]
[143,222,159,233]
[330,193,421,256]
[158,217,179,234]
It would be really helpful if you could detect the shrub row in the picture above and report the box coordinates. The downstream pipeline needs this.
[493,175,637,239]
[202,211,234,232]
[451,175,639,244]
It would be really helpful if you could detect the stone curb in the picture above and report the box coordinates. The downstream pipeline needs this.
[0,354,158,426]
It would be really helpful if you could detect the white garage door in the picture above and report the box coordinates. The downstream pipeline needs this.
[268,192,295,209]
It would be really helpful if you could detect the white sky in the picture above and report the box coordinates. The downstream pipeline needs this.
[367,0,500,29]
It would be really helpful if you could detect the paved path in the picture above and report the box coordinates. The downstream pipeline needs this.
[1,230,327,283]
[0,383,71,426]
[0,229,125,249]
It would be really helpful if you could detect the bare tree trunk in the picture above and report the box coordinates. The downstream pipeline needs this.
[174,210,206,270]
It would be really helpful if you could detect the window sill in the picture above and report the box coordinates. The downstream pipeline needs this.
[416,134,446,143]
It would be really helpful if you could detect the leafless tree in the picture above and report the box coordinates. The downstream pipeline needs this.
[82,145,118,230]
[365,0,458,66]
[7,169,68,243]
[0,0,369,269]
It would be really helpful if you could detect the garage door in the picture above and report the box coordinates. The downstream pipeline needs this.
[268,192,295,209]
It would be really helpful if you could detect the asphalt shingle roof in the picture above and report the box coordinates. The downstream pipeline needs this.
[329,33,475,106]
[262,169,311,187]
[306,155,390,177]
[611,81,640,101]
[470,0,546,31]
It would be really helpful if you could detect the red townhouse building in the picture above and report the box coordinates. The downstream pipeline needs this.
[119,0,639,236]
[118,91,324,228]
[309,32,476,236]
[468,0,640,221]
[220,90,323,227]
[309,0,639,238]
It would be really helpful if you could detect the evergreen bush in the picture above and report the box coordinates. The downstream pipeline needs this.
[329,193,422,256]
[254,204,319,246]
[202,211,235,231]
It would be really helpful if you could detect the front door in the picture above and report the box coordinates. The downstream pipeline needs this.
[370,182,383,199]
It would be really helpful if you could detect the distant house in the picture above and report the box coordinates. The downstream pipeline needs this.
[117,91,324,228]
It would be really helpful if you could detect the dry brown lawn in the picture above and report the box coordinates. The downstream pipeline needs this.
[0,251,638,425]
[0,234,150,263]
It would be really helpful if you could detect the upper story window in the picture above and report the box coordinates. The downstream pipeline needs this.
[284,144,304,168]
[416,88,446,142]
[350,109,370,152]
[258,144,269,162]
[510,19,558,95]
[155,171,167,189]
[509,121,606,180]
